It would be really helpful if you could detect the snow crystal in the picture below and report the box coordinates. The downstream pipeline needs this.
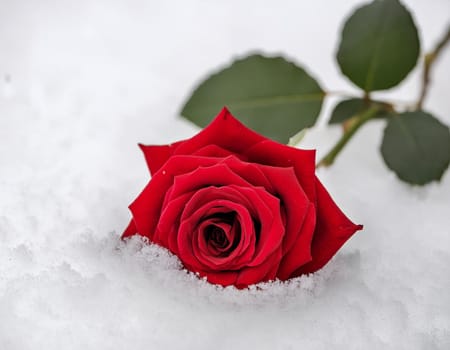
[1,1,449,349]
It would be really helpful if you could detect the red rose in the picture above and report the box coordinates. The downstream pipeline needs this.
[123,108,362,288]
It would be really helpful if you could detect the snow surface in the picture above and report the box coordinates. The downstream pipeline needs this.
[1,0,450,349]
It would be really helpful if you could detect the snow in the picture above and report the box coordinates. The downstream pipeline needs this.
[1,0,449,349]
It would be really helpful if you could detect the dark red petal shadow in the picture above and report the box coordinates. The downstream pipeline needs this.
[291,178,363,277]
[245,140,316,203]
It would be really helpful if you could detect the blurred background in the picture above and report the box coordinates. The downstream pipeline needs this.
[1,0,449,125]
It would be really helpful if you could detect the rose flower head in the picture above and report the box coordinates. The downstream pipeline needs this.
[123,108,362,288]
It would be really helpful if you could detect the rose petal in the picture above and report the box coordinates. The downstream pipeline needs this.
[235,248,283,288]
[238,187,283,267]
[167,162,252,201]
[122,219,137,238]
[291,178,363,276]
[139,140,184,176]
[276,203,316,280]
[191,144,247,160]
[174,107,267,156]
[199,270,238,287]
[154,190,194,254]
[245,140,316,203]
[196,248,283,288]
[219,156,275,192]
[258,165,311,255]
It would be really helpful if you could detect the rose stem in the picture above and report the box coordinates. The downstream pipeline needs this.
[316,105,380,168]
[417,24,450,109]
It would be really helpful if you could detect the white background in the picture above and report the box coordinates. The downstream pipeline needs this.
[1,1,449,349]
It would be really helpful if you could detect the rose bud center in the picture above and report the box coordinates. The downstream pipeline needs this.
[201,212,242,257]
[205,225,228,248]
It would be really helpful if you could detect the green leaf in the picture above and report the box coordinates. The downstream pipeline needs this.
[181,54,324,143]
[380,111,450,185]
[329,98,367,124]
[337,0,420,92]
